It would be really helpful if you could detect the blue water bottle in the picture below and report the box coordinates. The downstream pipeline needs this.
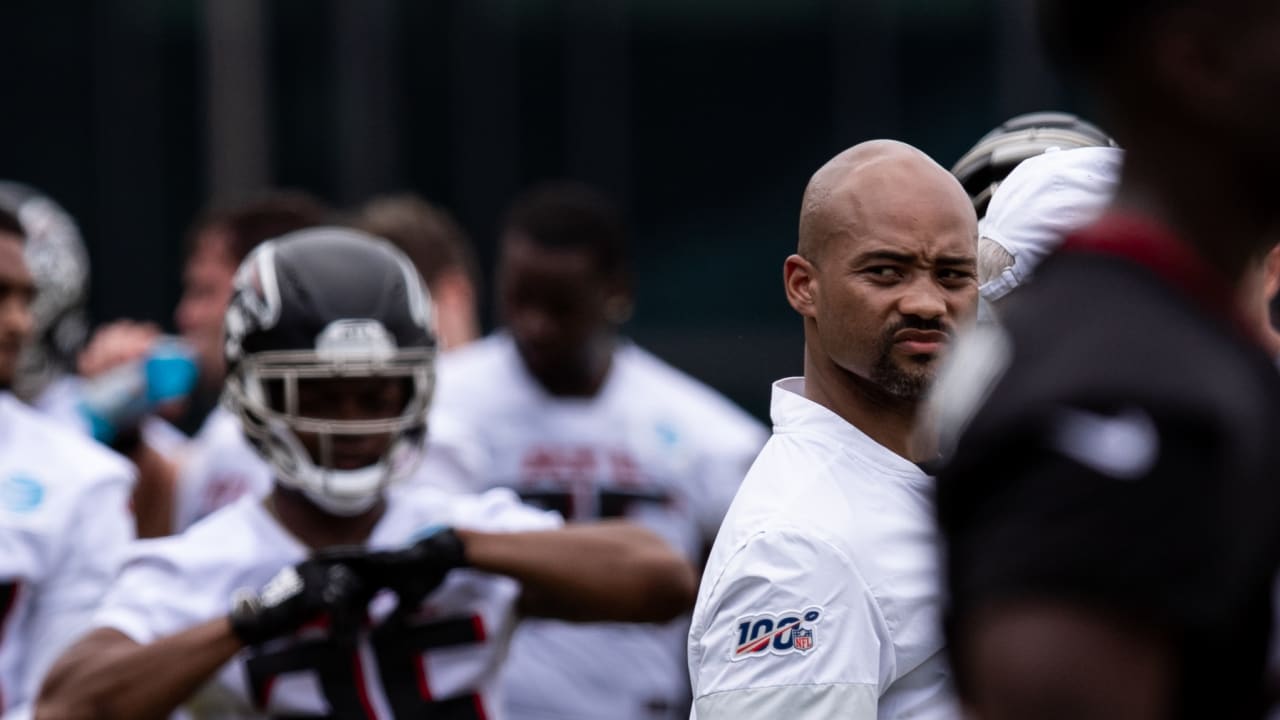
[78,337,200,444]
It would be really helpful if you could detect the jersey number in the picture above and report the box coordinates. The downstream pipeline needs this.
[245,612,486,719]
[518,488,670,521]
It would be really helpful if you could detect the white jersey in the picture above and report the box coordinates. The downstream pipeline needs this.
[95,485,561,719]
[172,406,272,531]
[0,393,136,718]
[433,333,767,720]
[688,378,959,720]
[173,406,485,532]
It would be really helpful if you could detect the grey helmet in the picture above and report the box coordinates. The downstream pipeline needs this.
[951,112,1116,218]
[0,182,90,402]
[222,227,437,515]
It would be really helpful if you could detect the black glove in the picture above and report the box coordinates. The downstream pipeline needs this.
[229,558,369,646]
[388,527,469,604]
[313,528,469,609]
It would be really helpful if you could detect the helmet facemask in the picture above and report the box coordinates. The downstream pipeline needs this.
[225,338,435,516]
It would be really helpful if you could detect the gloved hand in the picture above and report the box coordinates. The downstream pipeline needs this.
[229,558,370,646]
[388,526,469,604]
[313,527,469,608]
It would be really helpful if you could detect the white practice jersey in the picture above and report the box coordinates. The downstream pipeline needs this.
[433,333,768,720]
[95,485,561,719]
[172,406,272,531]
[0,393,136,719]
[688,378,959,720]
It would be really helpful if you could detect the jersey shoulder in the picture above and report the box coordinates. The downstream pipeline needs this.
[435,334,524,396]
[1002,255,1268,409]
[0,395,135,523]
[617,344,767,447]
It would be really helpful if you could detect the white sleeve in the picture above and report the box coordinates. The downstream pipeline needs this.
[689,529,890,720]
[18,471,134,704]
[454,487,564,533]
[93,538,224,646]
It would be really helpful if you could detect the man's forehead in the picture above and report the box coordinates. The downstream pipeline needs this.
[502,231,600,276]
[824,189,977,261]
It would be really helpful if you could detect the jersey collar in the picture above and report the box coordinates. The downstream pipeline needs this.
[772,378,927,482]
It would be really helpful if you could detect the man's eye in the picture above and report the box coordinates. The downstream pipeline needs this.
[938,269,977,282]
[864,266,902,280]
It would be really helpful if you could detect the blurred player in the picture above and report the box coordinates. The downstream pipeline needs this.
[358,193,482,351]
[431,181,767,719]
[36,228,697,719]
[688,141,978,719]
[936,0,1280,716]
[76,191,328,536]
[0,182,90,423]
[167,191,487,535]
[0,203,136,719]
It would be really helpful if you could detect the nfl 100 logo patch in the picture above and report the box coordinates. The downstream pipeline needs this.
[731,607,822,661]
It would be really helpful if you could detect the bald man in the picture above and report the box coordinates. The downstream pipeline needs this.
[687,140,978,719]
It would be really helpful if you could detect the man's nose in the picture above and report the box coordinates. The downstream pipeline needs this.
[897,276,948,320]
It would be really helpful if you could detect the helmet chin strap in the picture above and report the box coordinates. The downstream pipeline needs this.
[300,466,385,516]
[270,422,390,517]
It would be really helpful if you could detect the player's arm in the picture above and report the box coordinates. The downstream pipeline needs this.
[957,600,1173,720]
[126,441,178,538]
[35,559,367,720]
[35,621,240,720]
[459,520,698,622]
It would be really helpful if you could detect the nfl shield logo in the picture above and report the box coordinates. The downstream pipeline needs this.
[794,627,814,651]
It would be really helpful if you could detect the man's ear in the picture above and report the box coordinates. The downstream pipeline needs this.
[784,254,818,319]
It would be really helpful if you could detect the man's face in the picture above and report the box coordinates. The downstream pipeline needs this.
[809,192,979,400]
[497,231,618,390]
[0,233,35,390]
[288,376,410,471]
[175,228,237,385]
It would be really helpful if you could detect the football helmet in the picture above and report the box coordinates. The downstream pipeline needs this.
[223,227,437,516]
[951,112,1117,218]
[0,182,90,402]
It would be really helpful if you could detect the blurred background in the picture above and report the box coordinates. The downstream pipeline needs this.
[0,0,1084,419]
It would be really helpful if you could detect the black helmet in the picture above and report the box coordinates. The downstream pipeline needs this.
[0,181,90,401]
[951,112,1116,218]
[223,227,437,515]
